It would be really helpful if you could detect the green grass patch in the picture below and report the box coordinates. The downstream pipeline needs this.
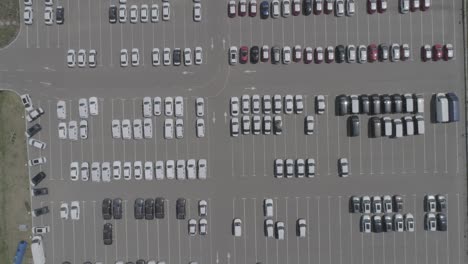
[0,0,20,48]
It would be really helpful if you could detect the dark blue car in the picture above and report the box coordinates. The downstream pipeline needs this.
[260,1,269,19]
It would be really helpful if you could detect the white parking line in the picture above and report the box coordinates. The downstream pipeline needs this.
[433,125,437,173]
[326,96,330,175]
[430,7,434,44]
[136,219,140,257]
[167,200,171,264]
[324,16,328,44]
[35,0,39,48]
[452,0,456,58]
[444,124,448,173]
[457,193,461,264]
[307,197,311,264]
[146,221,150,259]
[420,12,424,45]
[50,202,55,264]
[296,197,299,264]
[409,12,413,54]
[285,197,289,264]
[99,0,103,65]
[338,196,342,264]
[317,196,321,264]
[442,0,445,43]
[72,219,76,264]
[93,201,97,261]
[48,101,53,180]
[253,198,258,262]
[78,0,81,48]
[100,99,105,161]
[243,198,247,264]
[378,14,382,44]
[328,196,331,264]
[83,201,87,260]
[125,200,129,260]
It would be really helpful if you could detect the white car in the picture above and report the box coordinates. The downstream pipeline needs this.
[134,161,143,180]
[28,157,47,167]
[306,158,315,177]
[113,161,122,180]
[91,162,101,182]
[70,162,79,181]
[79,98,89,119]
[193,3,202,22]
[152,48,160,66]
[261,45,269,62]
[339,158,349,177]
[101,162,111,182]
[196,119,205,138]
[164,97,174,116]
[88,97,98,115]
[275,159,284,178]
[271,0,280,18]
[143,118,153,139]
[233,218,242,237]
[198,159,207,179]
[294,95,304,114]
[131,48,140,66]
[176,160,186,180]
[305,116,314,135]
[119,5,127,23]
[275,221,285,240]
[198,200,208,218]
[263,115,272,134]
[262,95,272,114]
[357,45,367,63]
[44,7,53,25]
[273,95,282,114]
[189,219,197,236]
[231,118,239,136]
[143,97,153,117]
[199,218,208,235]
[133,119,143,139]
[184,48,192,66]
[252,115,261,135]
[285,159,294,178]
[162,2,170,20]
[60,203,69,220]
[194,47,203,65]
[56,100,66,119]
[316,95,326,114]
[296,159,305,177]
[164,119,174,139]
[155,161,164,180]
[27,108,44,122]
[229,46,238,65]
[174,96,184,117]
[163,48,171,65]
[196,97,205,117]
[24,6,33,25]
[112,120,121,139]
[264,199,273,217]
[241,95,250,114]
[123,162,132,180]
[153,96,162,115]
[282,46,291,64]
[251,95,261,114]
[70,201,80,220]
[297,219,307,237]
[68,121,78,140]
[284,95,294,114]
[88,49,97,68]
[81,162,89,181]
[130,5,138,23]
[390,43,401,62]
[175,118,184,139]
[151,4,159,22]
[120,49,128,67]
[230,97,240,116]
[77,49,86,67]
[79,120,88,139]
[187,159,196,180]
[335,0,344,16]
[140,4,148,22]
[265,219,274,237]
[29,138,46,149]
[144,161,153,180]
[20,94,33,112]
[122,119,132,139]
[166,160,175,179]
[346,0,355,16]
[402,43,411,60]
[241,116,250,135]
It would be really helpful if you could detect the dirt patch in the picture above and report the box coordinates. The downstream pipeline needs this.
[0,91,32,263]
[0,0,20,48]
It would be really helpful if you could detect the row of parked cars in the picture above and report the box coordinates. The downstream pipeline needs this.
[336,93,424,116]
[360,213,414,233]
[435,92,459,123]
[59,201,80,220]
[229,43,412,65]
[67,49,97,68]
[274,158,316,178]
[70,159,207,181]
[23,0,64,26]
[347,115,425,138]
[350,195,404,214]
[231,115,282,136]
[58,120,88,140]
[109,3,170,23]
[142,96,195,117]
[230,94,326,116]
[120,47,203,67]
[421,44,454,61]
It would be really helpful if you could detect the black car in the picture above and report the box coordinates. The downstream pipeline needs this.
[446,92,460,122]
[56,6,64,24]
[32,187,48,196]
[380,94,392,114]
[33,206,49,217]
[113,198,122,220]
[369,117,382,138]
[436,213,447,231]
[360,94,370,114]
[392,94,403,113]
[134,198,144,220]
[370,94,381,115]
[273,117,282,134]
[383,214,393,232]
[155,197,165,219]
[145,198,154,220]
[250,46,260,64]
[436,194,446,212]
[348,115,360,137]
[271,46,281,64]
[26,124,42,138]
[260,1,270,19]
[136,260,146,264]
[103,223,113,245]
[109,5,117,23]
[31,171,46,186]
[102,198,113,220]
[173,48,182,66]
[336,95,349,116]
[349,196,361,213]
[176,198,186,220]
[372,215,383,233]
[303,0,312,15]
[392,195,404,212]
[335,45,345,63]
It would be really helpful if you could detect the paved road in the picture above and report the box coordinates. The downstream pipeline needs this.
[1,0,467,263]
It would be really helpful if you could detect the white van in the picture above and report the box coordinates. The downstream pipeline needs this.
[403,116,414,136]
[382,117,392,136]
[415,115,425,135]
[415,94,424,113]
[435,93,449,123]
[31,235,46,264]
[393,119,403,138]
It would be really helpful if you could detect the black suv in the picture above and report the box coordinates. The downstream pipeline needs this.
[33,206,49,217]
[102,198,113,220]
[109,5,117,23]
[134,198,144,220]
[335,45,345,63]
[250,46,259,64]
[32,188,48,196]
[103,223,113,245]
[145,199,154,220]
[155,197,165,219]
[303,0,312,15]
[31,172,46,186]
[113,198,122,220]
[56,6,64,24]
[176,198,186,220]
[173,48,182,66]
[349,196,360,213]
[348,115,360,137]
[26,124,42,138]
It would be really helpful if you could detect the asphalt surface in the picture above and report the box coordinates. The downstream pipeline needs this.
[0,0,466,263]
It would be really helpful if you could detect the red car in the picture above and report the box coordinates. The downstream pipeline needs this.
[378,0,387,13]
[367,0,377,14]
[421,0,430,11]
[239,46,249,64]
[238,0,247,16]
[433,44,443,61]
[367,44,378,62]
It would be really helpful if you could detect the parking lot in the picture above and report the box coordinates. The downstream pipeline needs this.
[1,0,467,263]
